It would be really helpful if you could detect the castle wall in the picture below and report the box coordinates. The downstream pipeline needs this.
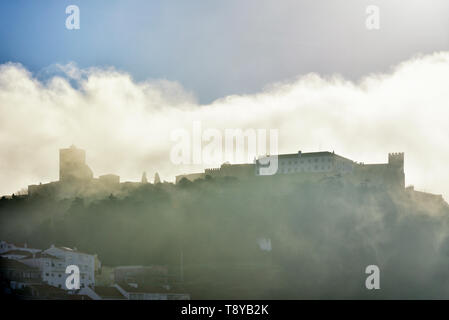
[206,163,255,179]
[350,153,405,189]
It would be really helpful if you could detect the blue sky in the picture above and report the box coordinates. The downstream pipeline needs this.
[1,0,448,103]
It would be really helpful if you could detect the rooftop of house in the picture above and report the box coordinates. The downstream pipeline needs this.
[0,257,38,270]
[28,284,92,300]
[94,286,126,299]
[22,252,62,260]
[116,282,187,295]
[1,240,30,248]
[114,265,168,271]
[257,151,354,162]
[0,250,33,257]
[47,245,95,256]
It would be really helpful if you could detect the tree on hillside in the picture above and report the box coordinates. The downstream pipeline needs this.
[154,172,161,184]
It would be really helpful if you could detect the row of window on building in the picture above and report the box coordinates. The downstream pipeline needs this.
[281,157,333,166]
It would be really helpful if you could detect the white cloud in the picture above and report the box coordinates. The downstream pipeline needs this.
[0,52,448,199]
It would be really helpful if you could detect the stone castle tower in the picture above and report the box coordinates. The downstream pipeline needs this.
[59,145,93,182]
[388,152,405,189]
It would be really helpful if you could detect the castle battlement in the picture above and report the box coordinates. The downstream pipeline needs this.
[388,152,404,157]
[388,152,404,167]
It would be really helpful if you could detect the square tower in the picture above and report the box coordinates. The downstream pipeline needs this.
[388,152,405,188]
[59,145,93,182]
[388,152,404,168]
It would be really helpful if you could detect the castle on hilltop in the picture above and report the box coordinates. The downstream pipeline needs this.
[177,149,445,205]
[28,145,150,198]
[25,146,445,206]
[177,150,405,190]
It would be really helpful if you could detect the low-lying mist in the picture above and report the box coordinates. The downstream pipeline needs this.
[1,176,449,299]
